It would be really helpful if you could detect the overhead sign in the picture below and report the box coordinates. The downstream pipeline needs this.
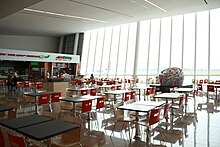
[0,48,80,63]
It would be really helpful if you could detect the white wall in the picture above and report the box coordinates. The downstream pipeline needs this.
[0,35,59,53]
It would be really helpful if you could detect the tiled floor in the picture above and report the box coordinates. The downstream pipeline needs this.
[0,89,220,147]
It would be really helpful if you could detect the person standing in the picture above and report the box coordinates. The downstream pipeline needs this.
[46,71,50,80]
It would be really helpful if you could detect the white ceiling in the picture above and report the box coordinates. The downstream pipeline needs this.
[0,0,220,37]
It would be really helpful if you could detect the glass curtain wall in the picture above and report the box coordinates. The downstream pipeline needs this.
[80,8,220,84]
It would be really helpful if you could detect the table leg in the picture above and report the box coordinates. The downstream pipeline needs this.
[139,89,141,101]
[35,96,38,114]
[133,112,141,140]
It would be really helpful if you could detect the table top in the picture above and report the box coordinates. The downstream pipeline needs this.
[118,103,155,112]
[61,95,101,103]
[173,88,194,92]
[105,90,131,95]
[132,86,151,90]
[134,101,165,107]
[67,87,94,91]
[17,119,79,141]
[99,84,120,88]
[24,91,56,97]
[0,114,53,130]
[154,93,183,99]
[0,105,13,112]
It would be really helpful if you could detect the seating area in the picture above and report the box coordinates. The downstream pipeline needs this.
[1,79,220,147]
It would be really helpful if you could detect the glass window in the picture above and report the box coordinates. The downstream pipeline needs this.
[148,18,160,75]
[196,11,209,76]
[159,17,171,72]
[101,27,112,76]
[93,28,105,76]
[136,20,150,76]
[80,31,91,75]
[183,13,195,76]
[125,22,137,75]
[109,25,120,76]
[117,24,129,75]
[86,30,98,75]
[171,15,183,68]
[210,8,220,77]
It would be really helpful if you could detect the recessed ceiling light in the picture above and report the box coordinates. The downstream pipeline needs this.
[144,0,167,12]
[23,8,107,23]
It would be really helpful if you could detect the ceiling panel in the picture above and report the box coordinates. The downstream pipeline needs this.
[0,0,220,36]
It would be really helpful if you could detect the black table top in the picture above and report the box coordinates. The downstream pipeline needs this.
[118,103,155,112]
[24,91,56,97]
[0,105,13,112]
[17,120,79,141]
[0,114,53,130]
[61,95,100,103]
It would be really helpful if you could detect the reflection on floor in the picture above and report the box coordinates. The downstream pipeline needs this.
[1,90,220,147]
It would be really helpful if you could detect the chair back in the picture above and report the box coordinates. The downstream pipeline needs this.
[0,128,5,147]
[90,88,97,96]
[163,103,170,118]
[51,92,61,103]
[151,87,156,95]
[149,108,161,126]
[207,85,215,92]
[116,85,122,90]
[97,81,103,86]
[197,84,203,91]
[36,82,43,89]
[199,79,203,84]
[106,81,112,85]
[130,90,136,99]
[90,80,96,84]
[124,92,131,102]
[146,88,151,96]
[7,131,26,147]
[96,96,105,109]
[179,96,184,110]
[23,81,30,88]
[185,93,189,104]
[81,89,88,95]
[82,99,93,113]
[38,93,50,105]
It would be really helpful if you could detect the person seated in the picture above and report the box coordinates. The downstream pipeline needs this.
[90,74,94,80]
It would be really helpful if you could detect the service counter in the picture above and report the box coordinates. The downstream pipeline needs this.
[43,81,68,97]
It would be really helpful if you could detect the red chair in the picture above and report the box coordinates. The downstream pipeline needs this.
[204,79,208,84]
[124,92,131,102]
[116,85,122,90]
[197,84,203,96]
[130,90,136,99]
[138,108,161,143]
[163,103,170,119]
[81,99,93,113]
[171,96,184,114]
[7,131,26,147]
[207,85,215,99]
[81,89,88,95]
[97,81,103,86]
[36,82,43,91]
[0,128,5,147]
[38,94,50,105]
[23,81,30,92]
[96,97,105,109]
[199,79,203,84]
[106,81,112,85]
[51,92,61,103]
[145,88,152,100]
[90,88,97,96]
